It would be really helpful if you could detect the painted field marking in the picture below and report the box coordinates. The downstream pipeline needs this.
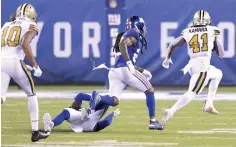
[6,90,236,101]
[177,128,236,134]
[2,140,178,147]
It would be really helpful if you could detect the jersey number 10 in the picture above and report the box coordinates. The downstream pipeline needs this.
[1,26,22,47]
[189,33,208,53]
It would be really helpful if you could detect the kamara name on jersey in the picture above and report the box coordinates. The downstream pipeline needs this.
[189,27,207,33]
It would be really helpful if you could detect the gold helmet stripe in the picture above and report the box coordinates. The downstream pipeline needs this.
[20,3,28,17]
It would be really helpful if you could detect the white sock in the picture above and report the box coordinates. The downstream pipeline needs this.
[207,79,221,107]
[28,95,39,131]
[170,92,196,114]
[150,118,156,121]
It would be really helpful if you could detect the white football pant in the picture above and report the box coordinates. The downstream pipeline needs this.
[65,107,106,132]
[1,58,36,102]
[108,67,152,99]
[189,65,222,95]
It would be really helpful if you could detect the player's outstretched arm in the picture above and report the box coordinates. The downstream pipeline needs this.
[162,36,186,69]
[22,31,38,68]
[166,36,186,59]
[22,31,42,77]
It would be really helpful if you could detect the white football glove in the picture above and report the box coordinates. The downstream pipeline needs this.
[126,60,136,74]
[33,66,42,77]
[162,58,173,69]
[113,109,120,118]
[142,69,152,81]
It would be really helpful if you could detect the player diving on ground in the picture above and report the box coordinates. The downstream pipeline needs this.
[161,10,224,125]
[43,91,120,133]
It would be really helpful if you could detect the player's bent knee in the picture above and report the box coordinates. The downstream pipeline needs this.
[71,101,81,110]
[113,97,120,106]
[146,87,154,93]
[62,109,70,120]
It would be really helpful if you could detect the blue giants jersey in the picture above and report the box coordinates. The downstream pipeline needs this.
[114,29,140,68]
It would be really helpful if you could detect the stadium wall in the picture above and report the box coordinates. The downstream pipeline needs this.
[2,0,236,85]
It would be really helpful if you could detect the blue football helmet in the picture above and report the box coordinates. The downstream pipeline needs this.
[126,16,147,36]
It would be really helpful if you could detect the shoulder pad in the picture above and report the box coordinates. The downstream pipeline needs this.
[123,29,139,38]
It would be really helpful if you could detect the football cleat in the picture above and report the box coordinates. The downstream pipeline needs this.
[149,120,164,130]
[161,108,173,125]
[43,113,53,132]
[202,101,219,114]
[31,130,49,142]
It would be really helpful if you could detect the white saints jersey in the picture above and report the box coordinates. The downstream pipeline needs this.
[181,25,220,74]
[181,25,220,59]
[1,17,39,60]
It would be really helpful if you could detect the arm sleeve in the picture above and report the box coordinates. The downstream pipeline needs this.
[215,36,224,58]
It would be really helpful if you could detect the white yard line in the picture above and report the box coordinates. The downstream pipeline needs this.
[6,91,236,101]
[177,128,236,134]
[2,140,178,147]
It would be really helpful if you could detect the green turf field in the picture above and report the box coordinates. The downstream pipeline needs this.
[2,98,236,147]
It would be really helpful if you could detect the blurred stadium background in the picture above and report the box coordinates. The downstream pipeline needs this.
[1,0,236,146]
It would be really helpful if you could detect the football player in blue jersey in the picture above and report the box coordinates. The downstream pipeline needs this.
[43,91,120,133]
[93,16,163,130]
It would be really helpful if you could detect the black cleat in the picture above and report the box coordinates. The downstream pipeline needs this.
[31,130,49,142]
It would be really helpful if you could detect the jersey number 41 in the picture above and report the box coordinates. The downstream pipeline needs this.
[189,33,208,53]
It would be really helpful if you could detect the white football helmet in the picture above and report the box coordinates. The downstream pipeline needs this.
[193,10,211,26]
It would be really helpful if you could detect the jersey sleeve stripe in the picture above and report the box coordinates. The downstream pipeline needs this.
[214,30,220,35]
[29,24,39,34]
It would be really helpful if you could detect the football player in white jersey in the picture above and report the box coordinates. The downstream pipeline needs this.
[161,10,224,125]
[1,4,49,141]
